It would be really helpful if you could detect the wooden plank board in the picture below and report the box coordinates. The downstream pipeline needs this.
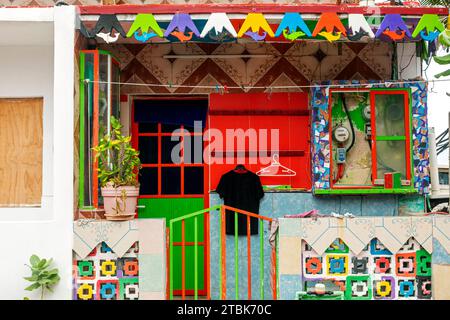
[0,98,43,206]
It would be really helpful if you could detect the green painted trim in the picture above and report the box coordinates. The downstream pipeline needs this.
[170,205,221,223]
[376,136,406,141]
[194,216,198,300]
[169,220,174,300]
[79,52,86,209]
[315,188,417,195]
[97,49,117,61]
[407,90,414,186]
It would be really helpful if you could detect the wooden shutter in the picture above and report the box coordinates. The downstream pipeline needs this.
[0,98,43,206]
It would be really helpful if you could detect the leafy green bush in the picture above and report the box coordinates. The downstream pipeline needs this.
[93,116,141,187]
[24,255,60,300]
[434,52,450,78]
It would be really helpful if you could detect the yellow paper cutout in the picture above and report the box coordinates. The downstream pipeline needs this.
[237,13,275,38]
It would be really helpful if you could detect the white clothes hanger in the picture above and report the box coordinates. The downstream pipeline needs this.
[256,154,296,177]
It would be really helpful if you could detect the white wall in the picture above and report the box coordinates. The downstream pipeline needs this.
[397,42,422,80]
[0,7,75,300]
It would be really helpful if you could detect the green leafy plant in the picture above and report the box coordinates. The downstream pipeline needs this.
[434,52,450,77]
[24,255,60,300]
[419,1,450,77]
[420,0,450,7]
[93,116,141,188]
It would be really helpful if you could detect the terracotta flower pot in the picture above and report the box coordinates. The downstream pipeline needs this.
[101,185,139,220]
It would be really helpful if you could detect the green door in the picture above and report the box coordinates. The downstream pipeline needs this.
[132,98,208,296]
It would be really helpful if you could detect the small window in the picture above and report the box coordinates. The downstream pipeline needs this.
[133,99,207,197]
[0,98,43,206]
[371,90,411,182]
[328,89,412,190]
[439,171,449,185]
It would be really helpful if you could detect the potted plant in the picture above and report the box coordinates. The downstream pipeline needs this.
[93,116,141,221]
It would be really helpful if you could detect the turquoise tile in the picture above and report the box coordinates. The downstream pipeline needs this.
[279,274,302,300]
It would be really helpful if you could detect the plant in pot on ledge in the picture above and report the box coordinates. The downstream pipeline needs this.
[93,116,141,221]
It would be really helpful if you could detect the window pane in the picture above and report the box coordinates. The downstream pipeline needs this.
[138,123,158,133]
[161,167,181,195]
[376,140,407,179]
[439,171,448,185]
[161,136,181,164]
[98,54,109,137]
[190,136,204,164]
[184,167,204,194]
[111,61,121,120]
[139,168,158,195]
[83,59,95,206]
[161,124,181,133]
[139,136,158,164]
[374,94,406,137]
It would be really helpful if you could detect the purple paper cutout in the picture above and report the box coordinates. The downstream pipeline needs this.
[164,13,200,37]
[375,14,412,38]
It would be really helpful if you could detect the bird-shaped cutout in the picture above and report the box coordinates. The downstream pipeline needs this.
[412,14,444,42]
[96,32,120,44]
[244,31,267,41]
[171,31,194,42]
[134,31,158,43]
[312,12,347,42]
[347,30,369,42]
[127,14,163,43]
[375,14,411,41]
[283,29,305,41]
[319,31,342,43]
[164,13,200,42]
[237,13,274,40]
[275,13,311,40]
[382,30,406,41]
[92,14,126,43]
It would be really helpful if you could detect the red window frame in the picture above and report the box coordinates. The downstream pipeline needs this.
[131,97,208,201]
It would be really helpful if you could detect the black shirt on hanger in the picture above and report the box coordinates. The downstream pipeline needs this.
[216,169,264,235]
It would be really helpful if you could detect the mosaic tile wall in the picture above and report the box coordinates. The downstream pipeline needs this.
[310,81,429,193]
[99,42,393,95]
[73,241,140,300]
[302,238,432,300]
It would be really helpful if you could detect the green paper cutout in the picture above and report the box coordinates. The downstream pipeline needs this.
[412,14,444,38]
[126,14,163,38]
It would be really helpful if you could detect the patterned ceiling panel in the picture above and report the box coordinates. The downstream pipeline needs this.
[98,41,393,95]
